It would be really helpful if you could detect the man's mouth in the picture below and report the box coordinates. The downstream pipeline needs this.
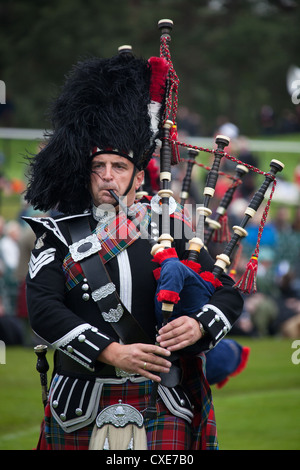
[101,188,118,194]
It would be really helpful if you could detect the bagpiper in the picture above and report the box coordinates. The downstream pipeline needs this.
[24,31,244,450]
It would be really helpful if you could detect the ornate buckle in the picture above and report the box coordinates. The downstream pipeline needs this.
[115,367,136,378]
[69,234,101,262]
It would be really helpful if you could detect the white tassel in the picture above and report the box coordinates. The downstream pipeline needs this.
[89,423,108,450]
[132,425,148,450]
[89,401,147,450]
[89,423,147,450]
[148,100,162,148]
[149,101,162,135]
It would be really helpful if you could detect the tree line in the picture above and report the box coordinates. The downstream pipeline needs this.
[0,0,299,136]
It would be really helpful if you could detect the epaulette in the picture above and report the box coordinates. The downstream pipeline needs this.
[22,213,91,247]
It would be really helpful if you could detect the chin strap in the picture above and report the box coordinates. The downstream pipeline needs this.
[109,166,137,208]
[122,166,137,198]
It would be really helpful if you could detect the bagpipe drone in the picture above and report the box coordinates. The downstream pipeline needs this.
[129,19,284,329]
[107,19,283,417]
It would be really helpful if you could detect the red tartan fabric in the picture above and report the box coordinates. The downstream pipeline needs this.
[180,354,218,450]
[36,374,217,451]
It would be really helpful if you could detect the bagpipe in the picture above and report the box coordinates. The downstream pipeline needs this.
[136,19,284,330]
[105,20,283,420]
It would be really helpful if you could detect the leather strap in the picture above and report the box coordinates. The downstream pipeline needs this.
[68,216,152,345]
[67,215,181,390]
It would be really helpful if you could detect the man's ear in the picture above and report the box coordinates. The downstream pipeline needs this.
[135,170,145,190]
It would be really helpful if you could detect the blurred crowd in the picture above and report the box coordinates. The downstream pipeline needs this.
[0,205,41,346]
[229,203,300,340]
[174,109,300,341]
[1,184,300,348]
[1,106,300,347]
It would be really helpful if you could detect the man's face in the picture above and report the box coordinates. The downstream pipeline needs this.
[90,153,144,208]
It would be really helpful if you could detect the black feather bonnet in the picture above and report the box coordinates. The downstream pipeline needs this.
[25,53,164,215]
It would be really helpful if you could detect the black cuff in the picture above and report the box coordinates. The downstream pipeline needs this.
[191,303,232,349]
[53,323,115,370]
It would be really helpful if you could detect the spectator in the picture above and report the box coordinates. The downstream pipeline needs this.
[259,104,275,135]
[0,219,21,315]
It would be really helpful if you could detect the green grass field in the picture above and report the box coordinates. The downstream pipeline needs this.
[0,337,299,450]
[213,336,300,450]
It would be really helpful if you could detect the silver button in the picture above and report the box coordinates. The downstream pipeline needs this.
[67,345,73,353]
[82,293,90,301]
[215,314,220,322]
[81,283,89,291]
[75,408,83,416]
[180,399,185,406]
[52,400,58,408]
[78,334,86,342]
[60,413,66,421]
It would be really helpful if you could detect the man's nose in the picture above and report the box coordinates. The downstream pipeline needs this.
[102,165,113,180]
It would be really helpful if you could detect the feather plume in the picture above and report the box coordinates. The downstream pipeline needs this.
[25,55,160,214]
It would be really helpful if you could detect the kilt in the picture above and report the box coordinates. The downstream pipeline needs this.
[37,356,218,451]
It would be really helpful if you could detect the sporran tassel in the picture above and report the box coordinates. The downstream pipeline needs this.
[89,423,147,450]
[88,400,147,450]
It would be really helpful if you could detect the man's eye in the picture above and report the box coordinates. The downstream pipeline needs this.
[114,164,126,170]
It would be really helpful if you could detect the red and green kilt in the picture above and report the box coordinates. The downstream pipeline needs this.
[37,355,218,451]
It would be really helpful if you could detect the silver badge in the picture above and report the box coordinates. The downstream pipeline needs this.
[96,400,144,429]
[35,232,46,249]
[92,282,116,302]
[101,304,123,323]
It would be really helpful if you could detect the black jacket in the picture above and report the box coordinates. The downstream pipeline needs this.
[25,204,243,374]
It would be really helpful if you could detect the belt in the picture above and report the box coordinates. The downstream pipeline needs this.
[57,350,141,380]
[57,350,182,388]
